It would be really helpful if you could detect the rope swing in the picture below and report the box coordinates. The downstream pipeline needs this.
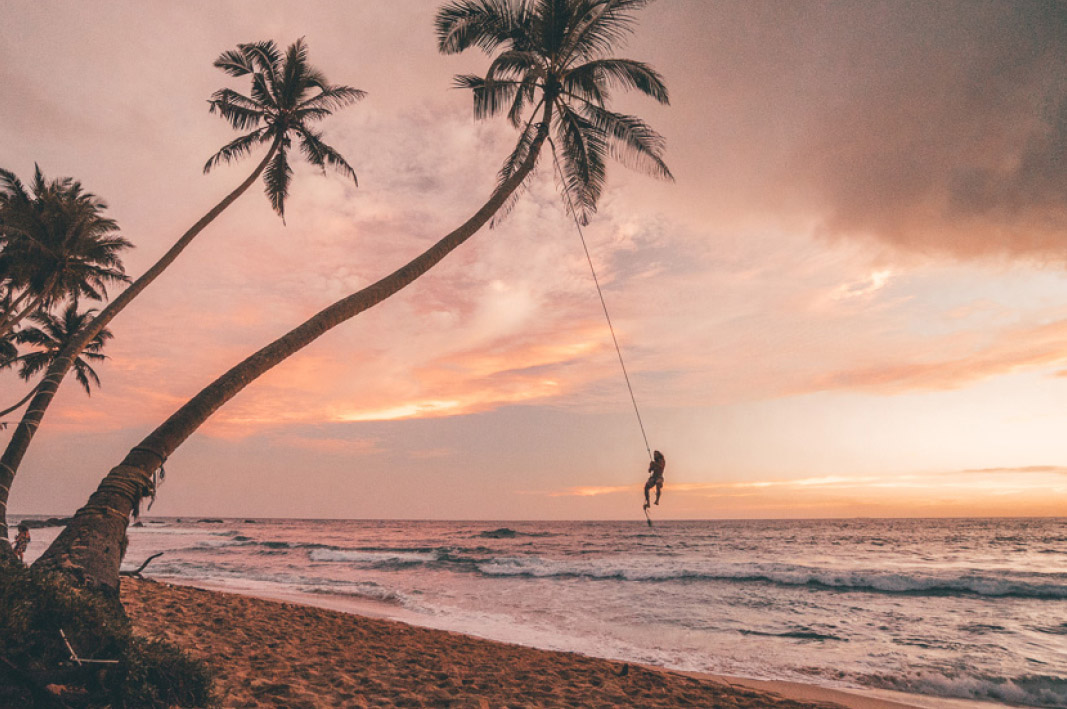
[549,141,652,462]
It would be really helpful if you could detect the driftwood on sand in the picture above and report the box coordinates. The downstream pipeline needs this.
[119,552,163,578]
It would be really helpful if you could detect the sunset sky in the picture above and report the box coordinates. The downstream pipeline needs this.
[3,1,1066,520]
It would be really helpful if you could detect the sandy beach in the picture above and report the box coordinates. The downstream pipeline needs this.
[121,577,931,709]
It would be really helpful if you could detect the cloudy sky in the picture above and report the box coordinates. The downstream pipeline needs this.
[3,1,1066,520]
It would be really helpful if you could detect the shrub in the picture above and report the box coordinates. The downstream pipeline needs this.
[0,555,215,707]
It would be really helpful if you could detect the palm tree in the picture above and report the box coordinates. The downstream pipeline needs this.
[34,0,670,592]
[0,38,363,548]
[0,166,131,339]
[11,303,112,395]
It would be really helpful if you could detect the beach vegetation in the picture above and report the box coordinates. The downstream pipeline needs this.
[0,555,215,708]
[34,0,672,594]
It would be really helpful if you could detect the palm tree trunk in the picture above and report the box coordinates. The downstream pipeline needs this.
[0,276,58,340]
[0,140,280,548]
[0,288,35,338]
[34,106,555,593]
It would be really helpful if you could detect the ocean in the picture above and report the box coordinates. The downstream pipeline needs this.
[19,517,1067,707]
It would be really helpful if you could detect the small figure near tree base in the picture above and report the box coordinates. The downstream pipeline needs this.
[13,523,30,562]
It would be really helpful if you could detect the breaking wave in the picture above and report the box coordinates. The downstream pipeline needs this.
[471,558,1067,599]
[309,549,439,567]
[863,671,1067,708]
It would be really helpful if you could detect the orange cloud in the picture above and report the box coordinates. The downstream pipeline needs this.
[806,318,1067,395]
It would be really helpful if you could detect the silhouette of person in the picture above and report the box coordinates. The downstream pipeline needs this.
[643,450,666,510]
[13,523,30,562]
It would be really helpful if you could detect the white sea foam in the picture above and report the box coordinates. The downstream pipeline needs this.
[474,557,1067,598]
[309,548,438,565]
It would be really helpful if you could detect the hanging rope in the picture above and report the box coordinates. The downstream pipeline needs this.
[548,140,652,461]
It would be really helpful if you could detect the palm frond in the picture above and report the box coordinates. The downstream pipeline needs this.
[507,74,540,127]
[297,85,367,113]
[563,0,650,63]
[296,128,358,186]
[436,0,527,55]
[207,89,266,130]
[73,359,101,395]
[561,68,608,108]
[238,40,282,78]
[454,75,522,121]
[280,38,310,109]
[203,129,269,173]
[567,58,668,104]
[554,101,607,224]
[584,104,672,180]
[213,48,255,77]
[264,145,293,220]
[0,168,28,201]
[487,50,546,81]
[491,106,544,226]
[249,72,277,112]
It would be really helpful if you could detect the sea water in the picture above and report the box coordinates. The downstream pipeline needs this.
[20,517,1067,707]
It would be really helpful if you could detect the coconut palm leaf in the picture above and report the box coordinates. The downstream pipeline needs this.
[296,127,359,185]
[568,58,667,102]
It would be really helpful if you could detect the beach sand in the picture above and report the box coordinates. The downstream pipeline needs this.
[119,578,939,709]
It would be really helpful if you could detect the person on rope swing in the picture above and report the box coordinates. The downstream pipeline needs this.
[643,450,666,510]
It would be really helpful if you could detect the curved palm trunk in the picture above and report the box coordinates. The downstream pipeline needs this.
[0,275,59,340]
[34,109,554,593]
[0,140,279,546]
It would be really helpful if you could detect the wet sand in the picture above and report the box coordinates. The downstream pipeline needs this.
[122,577,926,708]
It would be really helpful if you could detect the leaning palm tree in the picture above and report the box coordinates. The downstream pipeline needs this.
[0,38,363,547]
[35,0,670,592]
[0,167,131,339]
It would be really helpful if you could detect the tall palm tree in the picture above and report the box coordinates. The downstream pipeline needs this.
[0,38,363,547]
[35,0,671,592]
[0,167,131,339]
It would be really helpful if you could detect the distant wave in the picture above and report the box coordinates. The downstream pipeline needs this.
[298,582,405,606]
[474,528,557,539]
[472,558,1067,599]
[289,543,1067,599]
[739,628,846,642]
[309,549,438,567]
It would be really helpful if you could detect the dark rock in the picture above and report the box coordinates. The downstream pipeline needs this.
[20,517,73,529]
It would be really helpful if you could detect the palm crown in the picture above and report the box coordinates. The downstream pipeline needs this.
[13,302,112,396]
[0,166,131,313]
[436,0,672,224]
[204,38,366,221]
